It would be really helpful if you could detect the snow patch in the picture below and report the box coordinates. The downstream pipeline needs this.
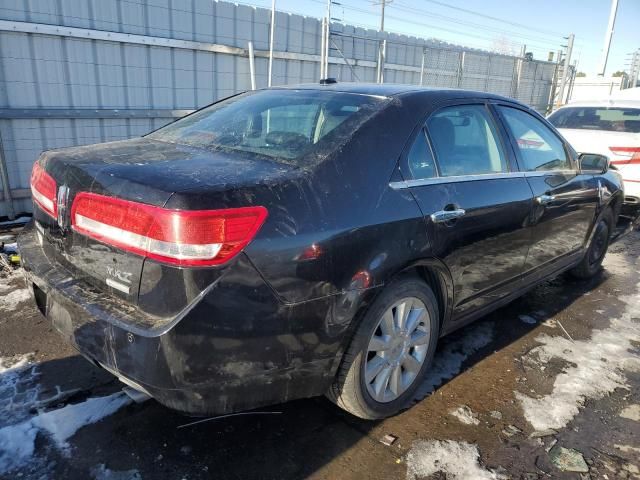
[449,405,480,425]
[615,444,640,455]
[516,285,640,431]
[619,404,640,422]
[406,440,506,480]
[1,242,17,252]
[415,321,494,399]
[0,393,132,474]
[0,280,31,312]
[0,354,40,425]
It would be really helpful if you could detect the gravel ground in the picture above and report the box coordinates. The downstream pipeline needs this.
[0,229,638,480]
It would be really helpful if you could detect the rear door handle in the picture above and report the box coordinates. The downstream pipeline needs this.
[535,194,555,205]
[431,208,466,223]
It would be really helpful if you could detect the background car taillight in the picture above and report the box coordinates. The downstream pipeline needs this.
[71,192,268,266]
[30,162,57,218]
[609,147,640,165]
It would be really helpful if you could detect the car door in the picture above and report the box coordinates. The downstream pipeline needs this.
[494,104,600,276]
[396,101,535,320]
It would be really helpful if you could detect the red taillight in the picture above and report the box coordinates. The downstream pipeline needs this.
[609,147,640,165]
[71,192,268,266]
[30,162,58,218]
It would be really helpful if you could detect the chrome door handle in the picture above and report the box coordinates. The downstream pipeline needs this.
[431,208,466,223]
[536,194,555,205]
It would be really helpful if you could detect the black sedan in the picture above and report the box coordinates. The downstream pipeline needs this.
[19,83,628,419]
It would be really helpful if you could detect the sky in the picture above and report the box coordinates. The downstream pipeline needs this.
[242,0,639,76]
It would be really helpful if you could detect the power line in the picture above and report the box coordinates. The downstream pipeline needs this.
[391,1,564,49]
[419,0,565,37]
[312,0,555,57]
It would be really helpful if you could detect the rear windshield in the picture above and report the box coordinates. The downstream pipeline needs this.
[147,89,385,162]
[548,106,640,133]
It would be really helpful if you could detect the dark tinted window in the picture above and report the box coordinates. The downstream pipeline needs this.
[426,105,507,177]
[548,107,640,133]
[407,129,436,179]
[499,106,571,172]
[148,90,384,162]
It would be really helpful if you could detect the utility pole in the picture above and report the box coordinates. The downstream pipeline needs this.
[557,34,574,106]
[567,60,578,102]
[630,50,640,88]
[375,0,388,83]
[598,0,619,76]
[268,0,275,86]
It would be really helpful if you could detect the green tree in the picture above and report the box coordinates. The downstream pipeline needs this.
[612,71,625,77]
[576,72,587,77]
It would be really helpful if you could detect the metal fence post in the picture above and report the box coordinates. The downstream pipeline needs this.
[319,18,326,79]
[376,39,386,83]
[324,18,330,78]
[268,0,276,87]
[529,61,539,107]
[247,41,256,90]
[456,51,465,88]
[510,59,518,98]
[0,129,15,219]
[484,54,492,92]
[419,47,426,86]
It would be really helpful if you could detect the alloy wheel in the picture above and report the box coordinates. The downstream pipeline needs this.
[364,297,431,403]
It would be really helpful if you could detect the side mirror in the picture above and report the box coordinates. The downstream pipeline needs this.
[578,153,609,174]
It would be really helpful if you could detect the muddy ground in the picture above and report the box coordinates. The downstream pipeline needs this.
[0,229,639,480]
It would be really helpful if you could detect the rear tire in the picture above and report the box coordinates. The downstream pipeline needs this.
[326,276,439,419]
[569,208,613,279]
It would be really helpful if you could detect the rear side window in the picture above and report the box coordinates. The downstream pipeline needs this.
[498,106,571,172]
[147,90,384,162]
[426,105,507,177]
[407,129,436,179]
[548,107,640,133]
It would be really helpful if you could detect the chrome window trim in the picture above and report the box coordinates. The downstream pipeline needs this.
[389,170,578,189]
[522,169,577,177]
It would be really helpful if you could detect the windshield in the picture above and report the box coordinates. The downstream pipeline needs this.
[147,89,385,162]
[548,106,640,133]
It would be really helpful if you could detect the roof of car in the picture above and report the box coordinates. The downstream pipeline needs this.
[274,82,515,102]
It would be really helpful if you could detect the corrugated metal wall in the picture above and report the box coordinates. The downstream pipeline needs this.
[0,0,558,217]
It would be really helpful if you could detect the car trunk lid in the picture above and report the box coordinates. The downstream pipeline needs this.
[34,137,293,306]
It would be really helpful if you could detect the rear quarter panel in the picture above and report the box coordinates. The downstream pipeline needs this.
[242,94,434,305]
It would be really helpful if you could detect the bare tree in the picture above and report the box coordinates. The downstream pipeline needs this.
[491,35,517,56]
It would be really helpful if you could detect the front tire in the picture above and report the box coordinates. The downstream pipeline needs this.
[326,276,439,419]
[569,208,613,279]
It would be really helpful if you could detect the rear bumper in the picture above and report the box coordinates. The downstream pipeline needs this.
[18,223,341,416]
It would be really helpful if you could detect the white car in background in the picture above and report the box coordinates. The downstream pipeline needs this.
[548,98,640,206]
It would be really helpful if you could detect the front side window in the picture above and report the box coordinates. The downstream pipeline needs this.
[148,90,384,163]
[426,105,507,177]
[499,106,571,172]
